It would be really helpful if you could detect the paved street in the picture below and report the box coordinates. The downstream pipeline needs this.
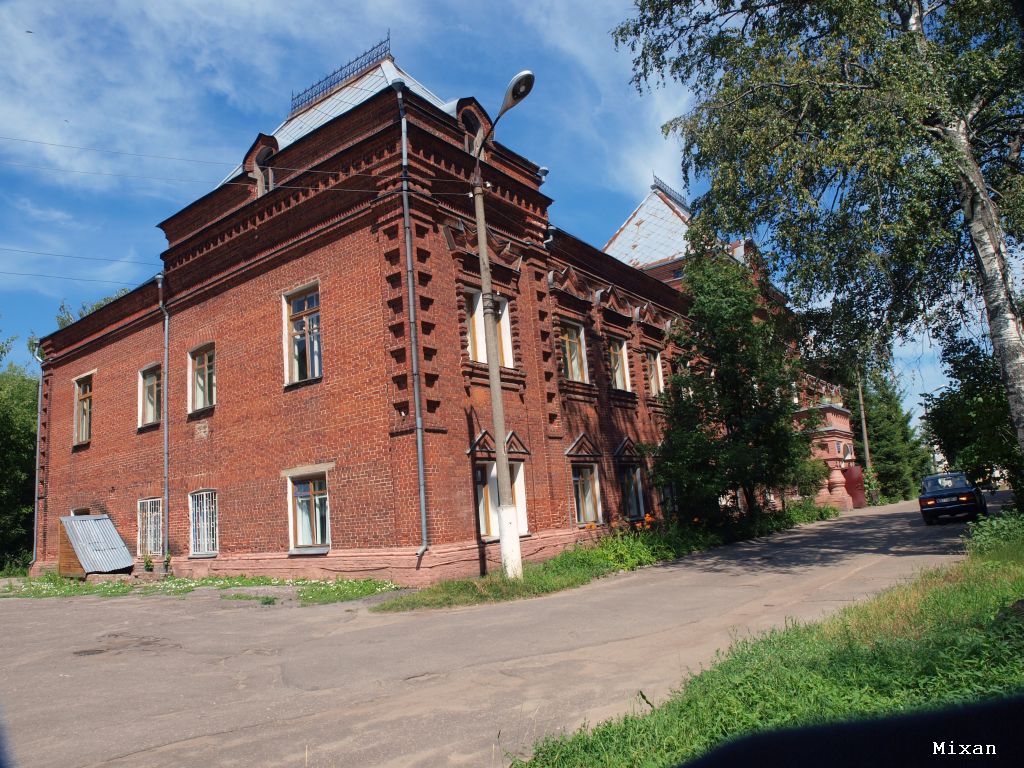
[0,500,979,768]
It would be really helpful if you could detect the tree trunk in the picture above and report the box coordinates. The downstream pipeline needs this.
[948,123,1024,458]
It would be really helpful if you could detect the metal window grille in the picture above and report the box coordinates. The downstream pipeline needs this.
[138,498,162,556]
[190,490,218,555]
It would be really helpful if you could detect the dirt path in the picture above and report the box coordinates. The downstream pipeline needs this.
[0,500,975,768]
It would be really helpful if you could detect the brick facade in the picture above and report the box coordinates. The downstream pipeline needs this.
[33,60,854,585]
[33,71,691,585]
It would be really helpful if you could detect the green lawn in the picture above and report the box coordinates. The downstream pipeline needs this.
[512,511,1024,767]
[0,572,400,606]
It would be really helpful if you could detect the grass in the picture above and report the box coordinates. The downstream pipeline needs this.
[373,521,724,612]
[373,503,838,613]
[510,509,1024,767]
[221,593,278,605]
[0,572,400,605]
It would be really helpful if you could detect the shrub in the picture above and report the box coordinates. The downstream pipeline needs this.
[964,506,1024,563]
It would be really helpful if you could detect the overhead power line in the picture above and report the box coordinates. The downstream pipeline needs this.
[0,245,161,266]
[0,270,140,286]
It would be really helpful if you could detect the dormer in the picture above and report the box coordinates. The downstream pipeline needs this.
[243,133,279,197]
[454,98,492,157]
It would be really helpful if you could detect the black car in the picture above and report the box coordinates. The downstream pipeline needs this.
[918,472,988,524]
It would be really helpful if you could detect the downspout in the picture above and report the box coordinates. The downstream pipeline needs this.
[156,274,170,563]
[392,78,430,559]
[30,349,44,568]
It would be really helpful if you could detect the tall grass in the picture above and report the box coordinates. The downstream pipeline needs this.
[512,509,1024,767]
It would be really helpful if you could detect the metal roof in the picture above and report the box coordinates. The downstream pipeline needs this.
[60,515,134,573]
[604,177,692,268]
[220,55,451,185]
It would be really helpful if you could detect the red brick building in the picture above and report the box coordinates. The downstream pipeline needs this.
[32,47,853,585]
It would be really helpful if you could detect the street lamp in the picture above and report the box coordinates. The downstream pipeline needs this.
[471,70,534,580]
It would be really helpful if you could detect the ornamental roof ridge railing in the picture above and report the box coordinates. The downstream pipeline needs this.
[289,33,391,116]
[651,174,691,214]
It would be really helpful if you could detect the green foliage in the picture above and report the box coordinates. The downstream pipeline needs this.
[655,255,814,514]
[55,288,132,330]
[0,338,38,568]
[850,369,931,501]
[613,0,1024,445]
[923,337,1024,488]
[143,555,154,572]
[295,578,400,606]
[965,506,1024,564]
[516,526,1024,767]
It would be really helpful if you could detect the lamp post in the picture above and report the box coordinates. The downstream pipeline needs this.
[471,70,534,579]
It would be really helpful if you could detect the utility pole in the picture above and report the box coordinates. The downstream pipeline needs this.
[856,369,877,504]
[471,71,534,579]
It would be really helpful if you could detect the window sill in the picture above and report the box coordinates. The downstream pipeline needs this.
[188,552,217,559]
[71,441,90,452]
[576,522,607,529]
[137,421,161,434]
[187,405,215,421]
[558,378,598,403]
[610,390,639,408]
[284,376,323,392]
[288,546,330,556]
[461,361,526,390]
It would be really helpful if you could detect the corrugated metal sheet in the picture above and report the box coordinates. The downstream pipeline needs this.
[60,515,134,574]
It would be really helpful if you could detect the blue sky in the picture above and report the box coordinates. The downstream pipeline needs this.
[0,0,944,419]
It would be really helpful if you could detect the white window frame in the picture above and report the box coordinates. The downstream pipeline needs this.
[647,350,665,396]
[608,336,631,391]
[572,463,602,525]
[138,498,162,557]
[465,289,513,367]
[189,489,219,556]
[287,474,331,551]
[560,321,589,383]
[475,460,528,539]
[621,464,646,521]
[187,344,216,412]
[72,370,95,445]
[138,364,162,427]
[282,282,323,384]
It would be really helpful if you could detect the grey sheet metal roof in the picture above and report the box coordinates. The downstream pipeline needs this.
[220,57,450,185]
[604,177,693,267]
[60,515,134,573]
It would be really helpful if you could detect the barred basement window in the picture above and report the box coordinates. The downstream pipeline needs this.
[189,490,218,556]
[288,288,322,383]
[572,464,602,525]
[74,375,92,444]
[138,498,162,557]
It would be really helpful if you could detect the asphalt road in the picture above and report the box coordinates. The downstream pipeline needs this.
[0,499,981,768]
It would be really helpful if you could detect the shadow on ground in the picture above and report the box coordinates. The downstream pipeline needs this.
[655,492,1013,577]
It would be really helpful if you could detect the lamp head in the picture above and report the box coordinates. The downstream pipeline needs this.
[496,71,534,119]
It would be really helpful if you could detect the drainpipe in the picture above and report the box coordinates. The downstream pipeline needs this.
[392,79,430,559]
[156,274,170,562]
[30,349,44,568]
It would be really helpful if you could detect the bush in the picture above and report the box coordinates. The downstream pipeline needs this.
[965,506,1024,563]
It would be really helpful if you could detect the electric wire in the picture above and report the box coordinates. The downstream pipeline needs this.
[0,245,161,266]
[0,270,139,286]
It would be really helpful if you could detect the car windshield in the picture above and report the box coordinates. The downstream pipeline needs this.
[922,474,971,493]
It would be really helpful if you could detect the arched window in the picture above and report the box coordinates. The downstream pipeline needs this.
[254,147,274,195]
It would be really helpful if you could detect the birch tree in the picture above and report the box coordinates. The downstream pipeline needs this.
[615,1,1024,453]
